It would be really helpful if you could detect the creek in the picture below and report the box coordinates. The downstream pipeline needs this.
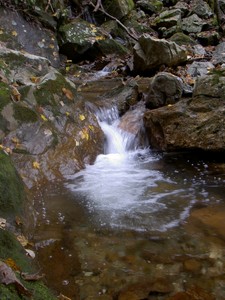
[31,106,225,299]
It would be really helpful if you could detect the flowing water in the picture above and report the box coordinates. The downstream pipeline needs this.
[32,106,225,299]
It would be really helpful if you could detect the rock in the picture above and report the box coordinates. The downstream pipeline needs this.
[187,61,214,78]
[136,0,163,15]
[154,9,182,29]
[0,151,25,215]
[144,73,225,152]
[103,0,135,20]
[192,0,214,18]
[211,41,225,65]
[168,286,216,300]
[181,14,207,33]
[145,72,183,109]
[133,34,187,73]
[169,32,197,46]
[197,30,220,46]
[0,7,60,68]
[118,278,174,300]
[58,18,109,62]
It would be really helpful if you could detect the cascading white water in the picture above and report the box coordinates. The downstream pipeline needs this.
[66,106,199,232]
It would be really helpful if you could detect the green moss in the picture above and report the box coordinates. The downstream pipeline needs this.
[0,230,57,300]
[34,73,77,108]
[0,229,31,271]
[0,151,25,215]
[13,104,38,123]
[0,82,11,112]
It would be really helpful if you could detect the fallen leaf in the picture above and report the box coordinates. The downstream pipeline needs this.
[15,216,23,226]
[21,272,45,281]
[4,258,20,272]
[11,30,18,36]
[79,114,85,121]
[0,29,3,34]
[17,235,29,247]
[58,294,72,300]
[62,87,73,100]
[88,125,94,131]
[0,218,6,229]
[40,114,48,121]
[32,161,40,169]
[25,249,35,259]
[10,86,21,102]
[0,261,31,296]
[30,76,40,83]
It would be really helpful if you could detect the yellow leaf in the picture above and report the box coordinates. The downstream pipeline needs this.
[89,125,94,131]
[81,128,89,140]
[4,258,20,271]
[95,36,105,41]
[66,111,70,116]
[66,66,70,72]
[0,30,3,35]
[79,114,85,121]
[41,114,48,121]
[0,144,3,150]
[49,44,54,49]
[30,76,40,83]
[17,235,29,247]
[11,30,18,36]
[32,161,40,169]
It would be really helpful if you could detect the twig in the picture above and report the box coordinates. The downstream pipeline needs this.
[89,0,138,41]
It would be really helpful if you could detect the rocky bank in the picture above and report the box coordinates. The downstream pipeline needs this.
[0,0,225,299]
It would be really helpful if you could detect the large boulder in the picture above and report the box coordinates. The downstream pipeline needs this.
[0,46,104,188]
[103,0,135,20]
[0,7,60,68]
[58,18,127,61]
[144,73,225,152]
[145,72,183,109]
[133,34,187,74]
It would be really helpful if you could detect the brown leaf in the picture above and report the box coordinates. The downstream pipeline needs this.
[21,272,45,282]
[62,87,73,100]
[10,86,21,102]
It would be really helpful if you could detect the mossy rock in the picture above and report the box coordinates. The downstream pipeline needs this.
[0,151,25,215]
[13,104,38,124]
[0,82,11,112]
[33,72,77,108]
[0,229,57,300]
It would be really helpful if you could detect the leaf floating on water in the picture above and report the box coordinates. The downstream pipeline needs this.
[32,161,40,170]
[79,114,85,121]
[62,87,73,100]
[0,261,31,296]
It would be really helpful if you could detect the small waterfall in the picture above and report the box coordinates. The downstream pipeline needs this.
[96,106,143,154]
[66,105,198,232]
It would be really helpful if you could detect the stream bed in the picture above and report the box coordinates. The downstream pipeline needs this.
[30,107,225,299]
